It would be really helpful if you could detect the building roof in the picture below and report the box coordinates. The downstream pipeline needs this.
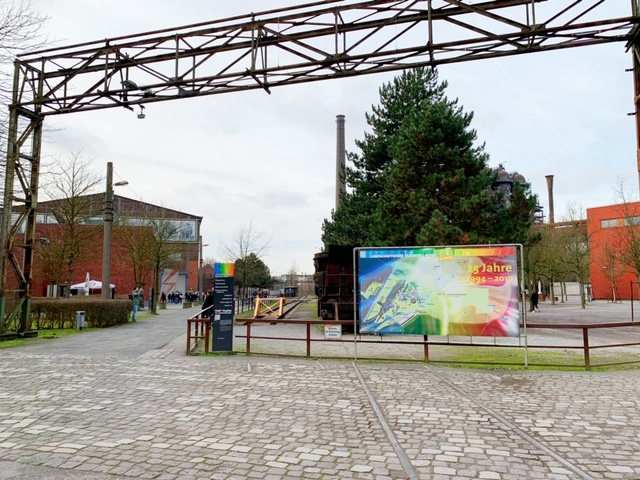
[35,193,202,223]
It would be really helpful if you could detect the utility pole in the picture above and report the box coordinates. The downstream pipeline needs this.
[101,162,127,299]
[102,163,114,299]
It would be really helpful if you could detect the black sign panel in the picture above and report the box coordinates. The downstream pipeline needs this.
[212,276,235,352]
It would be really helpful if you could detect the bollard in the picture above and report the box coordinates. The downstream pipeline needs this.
[75,311,86,330]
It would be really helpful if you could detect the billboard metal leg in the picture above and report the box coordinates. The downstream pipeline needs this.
[424,335,429,363]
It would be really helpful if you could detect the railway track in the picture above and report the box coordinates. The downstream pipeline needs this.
[279,295,311,319]
[248,295,312,322]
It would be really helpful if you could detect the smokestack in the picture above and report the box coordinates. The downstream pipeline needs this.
[335,114,346,210]
[545,175,554,224]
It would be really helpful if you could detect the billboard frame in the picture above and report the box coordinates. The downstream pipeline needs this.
[352,244,528,366]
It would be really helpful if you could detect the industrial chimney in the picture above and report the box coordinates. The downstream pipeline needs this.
[545,175,554,224]
[335,114,346,210]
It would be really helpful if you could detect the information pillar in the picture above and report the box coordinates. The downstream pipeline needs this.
[212,263,235,352]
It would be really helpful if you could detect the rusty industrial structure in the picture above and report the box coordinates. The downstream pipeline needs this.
[2,0,640,332]
[335,114,347,211]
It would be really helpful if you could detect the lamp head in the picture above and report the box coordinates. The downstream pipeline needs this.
[121,79,138,89]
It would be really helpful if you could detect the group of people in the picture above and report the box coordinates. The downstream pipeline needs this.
[159,290,202,304]
[160,291,182,304]
[131,287,212,322]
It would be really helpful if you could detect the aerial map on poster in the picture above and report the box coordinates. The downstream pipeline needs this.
[358,246,520,337]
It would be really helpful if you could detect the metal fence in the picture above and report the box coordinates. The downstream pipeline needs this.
[235,297,255,314]
[234,319,640,370]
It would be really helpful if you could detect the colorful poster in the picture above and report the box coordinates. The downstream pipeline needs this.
[358,246,520,337]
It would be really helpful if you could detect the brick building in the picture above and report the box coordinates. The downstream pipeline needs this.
[11,194,204,299]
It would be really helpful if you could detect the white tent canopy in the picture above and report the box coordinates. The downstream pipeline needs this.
[70,279,115,291]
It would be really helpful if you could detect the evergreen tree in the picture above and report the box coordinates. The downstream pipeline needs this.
[321,67,537,248]
[235,253,272,293]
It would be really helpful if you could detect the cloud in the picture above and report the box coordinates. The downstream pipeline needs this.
[26,0,638,274]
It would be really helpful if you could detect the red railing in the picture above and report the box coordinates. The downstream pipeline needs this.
[186,318,211,354]
[236,319,640,370]
[525,321,640,369]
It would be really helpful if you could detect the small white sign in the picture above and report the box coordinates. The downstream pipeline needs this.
[324,324,342,340]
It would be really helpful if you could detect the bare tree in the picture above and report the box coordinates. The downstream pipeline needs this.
[34,229,66,290]
[146,215,183,314]
[0,1,47,70]
[557,203,591,309]
[526,224,565,307]
[597,241,621,302]
[286,262,299,293]
[220,220,271,261]
[221,220,271,297]
[202,255,218,267]
[610,181,640,287]
[116,209,186,313]
[115,220,155,290]
[0,1,48,183]
[39,152,103,295]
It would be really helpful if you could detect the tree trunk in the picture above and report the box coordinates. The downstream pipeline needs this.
[65,264,74,298]
[152,262,161,315]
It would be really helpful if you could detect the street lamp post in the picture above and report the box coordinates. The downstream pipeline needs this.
[101,162,128,299]
[198,236,209,299]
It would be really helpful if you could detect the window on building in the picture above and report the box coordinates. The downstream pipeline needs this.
[600,219,618,229]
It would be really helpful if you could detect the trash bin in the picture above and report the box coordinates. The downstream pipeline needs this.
[75,311,85,330]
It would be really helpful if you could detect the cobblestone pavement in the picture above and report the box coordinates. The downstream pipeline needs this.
[1,302,640,479]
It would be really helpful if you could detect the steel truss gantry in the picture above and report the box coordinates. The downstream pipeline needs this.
[1,0,638,332]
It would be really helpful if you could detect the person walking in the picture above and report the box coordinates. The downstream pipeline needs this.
[201,290,214,318]
[531,290,540,312]
[131,286,142,322]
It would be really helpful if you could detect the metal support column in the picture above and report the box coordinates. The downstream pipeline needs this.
[0,62,44,333]
[19,115,43,332]
[0,91,19,332]
[633,0,640,193]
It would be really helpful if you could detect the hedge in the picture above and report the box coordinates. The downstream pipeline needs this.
[29,297,132,329]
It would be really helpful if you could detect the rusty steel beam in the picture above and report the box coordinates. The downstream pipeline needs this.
[10,0,636,116]
[1,0,638,332]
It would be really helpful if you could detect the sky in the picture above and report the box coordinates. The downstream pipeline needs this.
[25,0,637,276]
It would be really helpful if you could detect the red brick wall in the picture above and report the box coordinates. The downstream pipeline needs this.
[201,264,214,292]
[13,224,196,299]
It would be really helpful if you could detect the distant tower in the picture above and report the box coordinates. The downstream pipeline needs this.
[335,114,346,210]
[545,175,555,224]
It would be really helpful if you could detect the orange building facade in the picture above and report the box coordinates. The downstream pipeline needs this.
[587,202,640,301]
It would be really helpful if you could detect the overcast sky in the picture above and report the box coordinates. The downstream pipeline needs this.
[27,0,636,276]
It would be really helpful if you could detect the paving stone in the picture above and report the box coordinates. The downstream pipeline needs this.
[2,305,640,479]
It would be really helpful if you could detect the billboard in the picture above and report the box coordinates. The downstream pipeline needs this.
[118,218,197,242]
[358,245,520,337]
